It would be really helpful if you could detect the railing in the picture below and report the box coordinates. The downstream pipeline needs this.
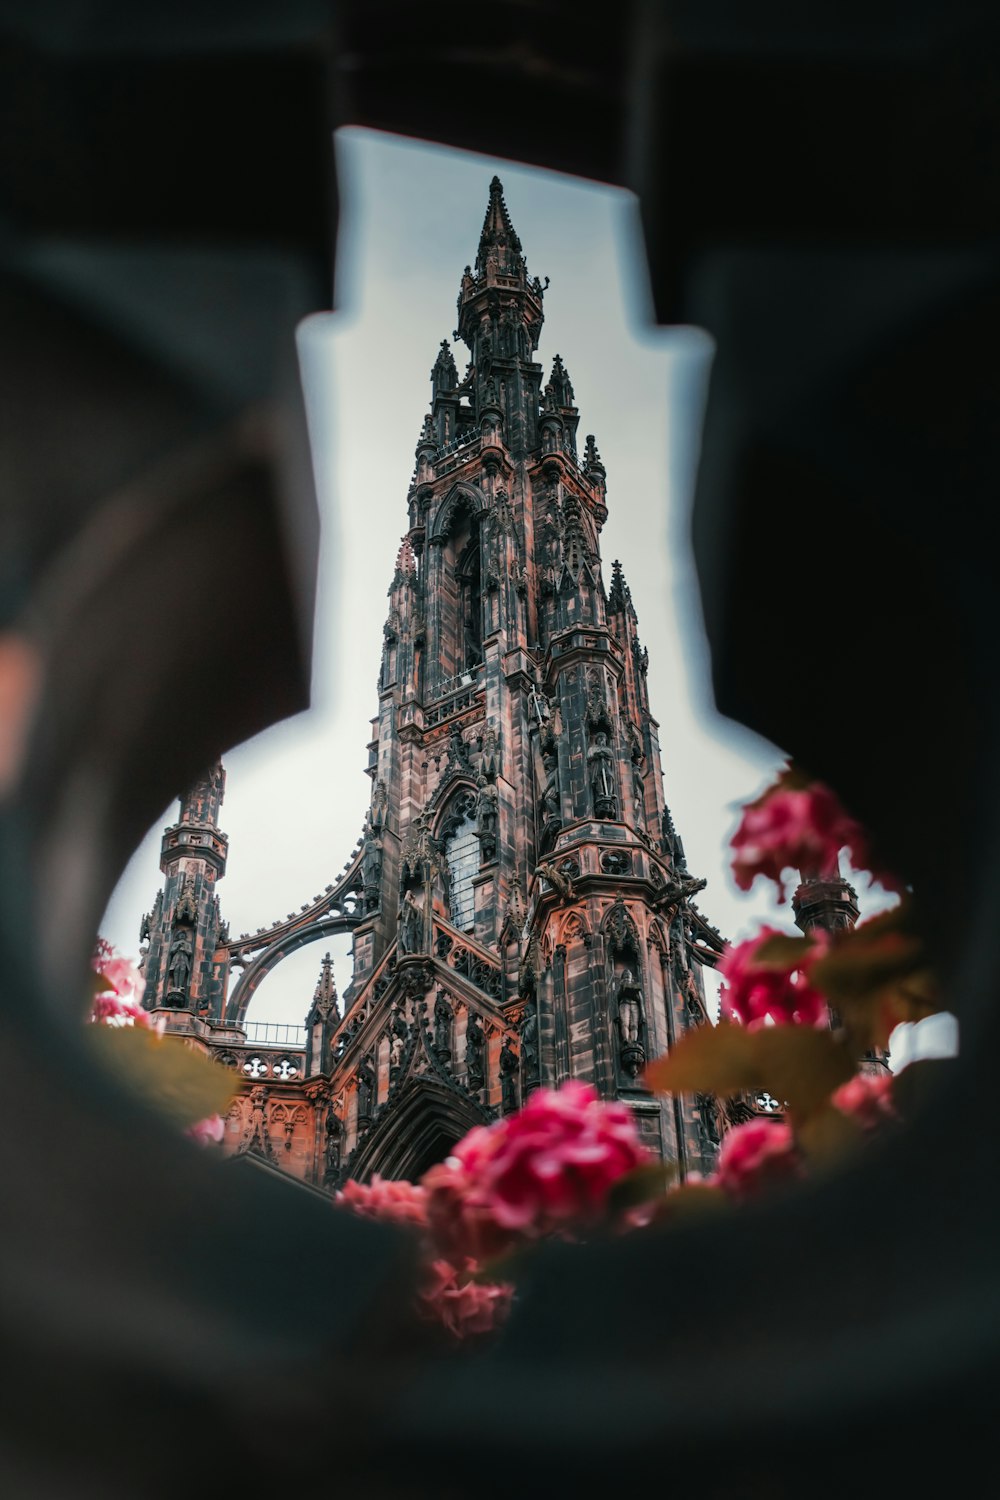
[424,664,484,728]
[242,1020,307,1049]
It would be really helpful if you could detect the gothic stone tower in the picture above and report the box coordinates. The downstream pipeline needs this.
[139,178,725,1185]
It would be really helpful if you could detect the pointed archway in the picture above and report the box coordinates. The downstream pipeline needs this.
[346,1076,490,1183]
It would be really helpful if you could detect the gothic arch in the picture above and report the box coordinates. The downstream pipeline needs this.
[429,480,487,542]
[434,783,482,931]
[431,780,479,839]
[224,912,361,1025]
[559,909,591,947]
[601,899,641,959]
[648,917,669,957]
[346,1077,489,1183]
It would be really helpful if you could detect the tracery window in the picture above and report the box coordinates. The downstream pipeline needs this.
[446,810,480,930]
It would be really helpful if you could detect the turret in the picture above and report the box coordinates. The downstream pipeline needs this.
[455,176,547,455]
[306,953,341,1076]
[142,760,229,1018]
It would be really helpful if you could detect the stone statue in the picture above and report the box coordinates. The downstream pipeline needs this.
[361,825,383,910]
[528,680,551,726]
[389,1007,408,1071]
[370,778,388,831]
[323,1109,342,1178]
[243,1085,270,1156]
[539,748,560,823]
[588,731,616,816]
[614,968,644,1049]
[499,1036,519,1114]
[166,926,193,996]
[356,1055,376,1119]
[476,778,499,861]
[433,990,453,1056]
[465,1011,485,1089]
[631,762,645,826]
[399,889,423,954]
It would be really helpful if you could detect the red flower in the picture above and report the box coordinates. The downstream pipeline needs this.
[335,1174,430,1231]
[714,1119,803,1199]
[730,778,869,901]
[718,928,829,1028]
[417,1258,513,1340]
[830,1072,896,1130]
[423,1080,650,1262]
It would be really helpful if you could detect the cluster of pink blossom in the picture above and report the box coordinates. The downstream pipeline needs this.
[729,774,887,900]
[718,927,829,1028]
[335,1173,513,1339]
[335,1081,650,1340]
[184,1115,225,1146]
[337,1175,430,1230]
[423,1079,652,1262]
[91,939,151,1028]
[830,1072,896,1130]
[417,1259,514,1340]
[713,1118,803,1199]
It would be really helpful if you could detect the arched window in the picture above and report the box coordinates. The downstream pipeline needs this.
[445,807,480,930]
[456,534,482,670]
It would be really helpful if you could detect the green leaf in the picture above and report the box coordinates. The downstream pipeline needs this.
[750,933,815,970]
[657,1182,731,1220]
[809,904,940,1054]
[606,1160,677,1218]
[644,1021,855,1118]
[85,1025,237,1129]
[750,1026,856,1117]
[644,1022,759,1098]
[794,1103,865,1167]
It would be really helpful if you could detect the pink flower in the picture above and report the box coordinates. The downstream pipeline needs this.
[185,1114,225,1146]
[714,1119,803,1199]
[417,1258,513,1340]
[730,778,868,901]
[98,954,143,1000]
[422,1080,650,1262]
[91,938,149,1026]
[718,927,829,1028]
[335,1174,430,1231]
[830,1072,896,1130]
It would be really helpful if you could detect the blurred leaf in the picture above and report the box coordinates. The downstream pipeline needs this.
[645,1022,758,1098]
[655,1182,730,1220]
[751,933,814,970]
[810,905,941,1054]
[794,1103,865,1167]
[86,1025,237,1129]
[606,1160,676,1217]
[645,1022,854,1118]
[751,1027,855,1115]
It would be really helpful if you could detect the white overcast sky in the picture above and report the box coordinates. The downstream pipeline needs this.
[103,127,885,1027]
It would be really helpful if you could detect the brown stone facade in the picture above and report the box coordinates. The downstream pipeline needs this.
[139,178,728,1188]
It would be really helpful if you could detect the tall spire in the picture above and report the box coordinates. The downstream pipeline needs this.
[312,952,340,1020]
[476,175,523,277]
[607,559,632,613]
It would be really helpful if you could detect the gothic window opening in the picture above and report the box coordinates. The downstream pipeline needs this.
[457,535,482,671]
[446,808,480,930]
